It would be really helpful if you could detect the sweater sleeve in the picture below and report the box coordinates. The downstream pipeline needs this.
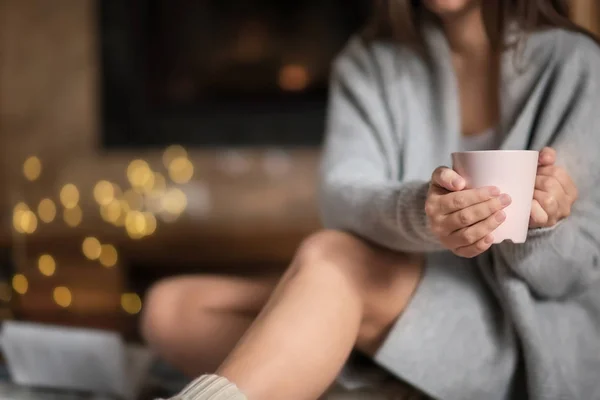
[491,37,600,299]
[318,38,442,253]
[493,197,600,299]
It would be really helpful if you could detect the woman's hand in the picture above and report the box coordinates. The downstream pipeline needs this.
[425,167,512,258]
[529,147,578,228]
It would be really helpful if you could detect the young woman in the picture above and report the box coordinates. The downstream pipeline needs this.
[142,1,600,399]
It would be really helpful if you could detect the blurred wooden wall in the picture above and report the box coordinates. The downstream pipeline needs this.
[572,0,600,35]
[0,0,599,249]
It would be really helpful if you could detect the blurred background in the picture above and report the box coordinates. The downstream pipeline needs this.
[0,0,598,352]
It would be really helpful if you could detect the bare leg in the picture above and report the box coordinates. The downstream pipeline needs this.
[142,274,278,376]
[217,230,424,400]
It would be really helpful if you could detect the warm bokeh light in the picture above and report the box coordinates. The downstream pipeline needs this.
[60,184,80,209]
[99,244,118,268]
[13,202,29,213]
[37,198,57,223]
[161,188,188,215]
[100,199,122,225]
[143,212,157,236]
[127,159,153,188]
[162,145,188,169]
[12,274,28,295]
[168,156,194,184]
[119,199,131,213]
[159,212,179,223]
[144,193,162,214]
[152,172,167,194]
[12,203,28,233]
[125,211,146,239]
[38,254,56,277]
[141,172,156,194]
[13,208,38,234]
[121,293,142,314]
[278,64,309,92]
[112,183,123,198]
[0,282,11,302]
[82,237,102,260]
[23,156,42,181]
[93,180,115,206]
[123,189,144,211]
[114,206,127,227]
[53,286,72,308]
[63,205,82,227]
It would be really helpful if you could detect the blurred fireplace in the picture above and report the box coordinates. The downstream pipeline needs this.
[99,0,370,148]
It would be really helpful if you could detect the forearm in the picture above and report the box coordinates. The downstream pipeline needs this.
[319,177,442,253]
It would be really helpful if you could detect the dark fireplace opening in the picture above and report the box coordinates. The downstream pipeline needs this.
[99,0,370,148]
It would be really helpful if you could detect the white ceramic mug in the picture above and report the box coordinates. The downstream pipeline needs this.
[451,150,539,244]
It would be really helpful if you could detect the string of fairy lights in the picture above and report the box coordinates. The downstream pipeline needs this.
[6,145,195,315]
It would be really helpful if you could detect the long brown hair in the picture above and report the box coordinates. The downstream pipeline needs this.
[365,0,589,50]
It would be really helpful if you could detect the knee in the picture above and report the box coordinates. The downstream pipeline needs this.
[140,277,187,348]
[291,230,423,355]
[295,229,362,264]
[292,229,358,269]
[289,230,371,293]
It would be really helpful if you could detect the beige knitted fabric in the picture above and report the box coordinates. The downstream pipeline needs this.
[161,375,246,400]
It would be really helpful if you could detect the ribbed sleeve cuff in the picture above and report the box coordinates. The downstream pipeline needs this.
[396,181,443,252]
[495,220,564,263]
[160,375,247,400]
